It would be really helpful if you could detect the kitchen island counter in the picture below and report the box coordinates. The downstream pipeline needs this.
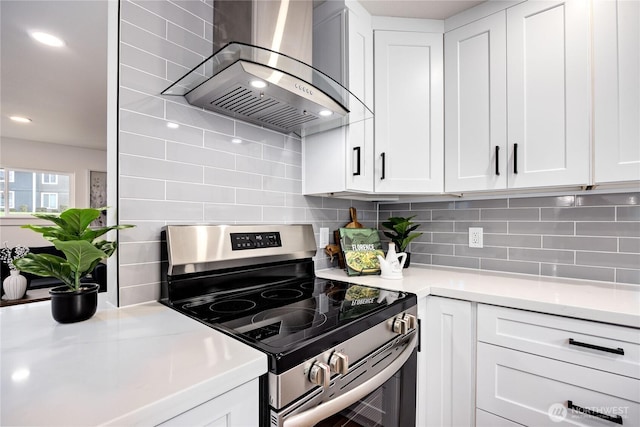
[0,296,267,426]
[317,266,640,328]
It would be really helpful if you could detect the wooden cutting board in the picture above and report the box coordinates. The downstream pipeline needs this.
[344,207,363,228]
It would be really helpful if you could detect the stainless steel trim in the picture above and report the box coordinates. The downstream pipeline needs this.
[164,224,316,276]
[282,331,418,427]
[268,304,416,410]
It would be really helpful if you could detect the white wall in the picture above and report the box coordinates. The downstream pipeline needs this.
[0,136,107,247]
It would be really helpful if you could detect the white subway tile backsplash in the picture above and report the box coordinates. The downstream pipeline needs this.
[120,88,165,117]
[236,122,285,147]
[120,64,170,95]
[167,21,212,56]
[121,154,203,183]
[263,145,302,166]
[166,182,234,203]
[237,156,286,177]
[130,0,207,36]
[120,176,165,200]
[120,199,203,221]
[166,101,235,135]
[121,110,204,145]
[121,1,168,38]
[204,131,262,158]
[203,204,262,222]
[120,44,167,79]
[120,132,165,159]
[171,0,213,25]
[204,168,262,190]
[121,21,203,67]
[166,141,234,168]
[399,192,639,285]
[262,176,302,193]
[236,189,285,207]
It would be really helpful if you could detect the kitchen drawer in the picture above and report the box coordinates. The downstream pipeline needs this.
[477,304,640,378]
[476,409,524,427]
[477,342,640,426]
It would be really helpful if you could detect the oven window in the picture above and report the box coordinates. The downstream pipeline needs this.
[316,374,400,426]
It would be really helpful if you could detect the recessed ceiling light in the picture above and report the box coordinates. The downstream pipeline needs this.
[167,122,179,129]
[30,31,65,48]
[318,110,333,117]
[250,80,267,89]
[10,116,32,123]
[231,138,242,144]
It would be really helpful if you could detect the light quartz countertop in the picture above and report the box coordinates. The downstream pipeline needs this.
[317,266,640,328]
[0,295,267,427]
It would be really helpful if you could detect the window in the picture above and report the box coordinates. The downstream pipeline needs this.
[41,193,58,209]
[0,191,15,209]
[0,168,72,216]
[42,173,58,184]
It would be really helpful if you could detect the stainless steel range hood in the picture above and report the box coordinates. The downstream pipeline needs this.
[162,0,373,137]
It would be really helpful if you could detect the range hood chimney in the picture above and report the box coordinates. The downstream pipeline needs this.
[162,0,373,137]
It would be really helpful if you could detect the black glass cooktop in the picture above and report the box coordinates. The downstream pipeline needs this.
[173,278,416,372]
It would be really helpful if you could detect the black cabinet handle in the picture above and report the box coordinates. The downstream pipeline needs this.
[495,146,500,176]
[569,338,624,355]
[381,152,386,180]
[353,147,361,176]
[568,401,623,425]
[513,143,518,174]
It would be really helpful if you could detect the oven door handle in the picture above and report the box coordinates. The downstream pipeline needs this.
[283,332,418,427]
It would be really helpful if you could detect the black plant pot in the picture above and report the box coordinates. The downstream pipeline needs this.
[49,283,99,323]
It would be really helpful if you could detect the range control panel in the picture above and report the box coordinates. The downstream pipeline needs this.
[230,232,282,250]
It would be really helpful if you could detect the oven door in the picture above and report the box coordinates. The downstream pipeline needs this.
[276,331,418,427]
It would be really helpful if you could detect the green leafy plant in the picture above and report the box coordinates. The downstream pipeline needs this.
[13,208,134,291]
[381,216,423,252]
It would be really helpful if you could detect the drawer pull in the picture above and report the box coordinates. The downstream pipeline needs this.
[568,400,623,425]
[568,338,624,355]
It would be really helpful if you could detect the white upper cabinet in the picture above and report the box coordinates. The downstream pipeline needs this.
[593,0,640,184]
[303,0,374,196]
[444,0,591,193]
[506,0,590,189]
[444,12,507,192]
[374,29,444,193]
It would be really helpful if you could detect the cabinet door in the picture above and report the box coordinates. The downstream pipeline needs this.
[374,31,443,193]
[506,0,590,189]
[304,2,373,195]
[424,297,474,427]
[444,12,507,192]
[158,379,259,427]
[593,0,640,184]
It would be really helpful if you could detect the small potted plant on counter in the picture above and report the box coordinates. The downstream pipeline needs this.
[381,215,423,268]
[14,207,134,323]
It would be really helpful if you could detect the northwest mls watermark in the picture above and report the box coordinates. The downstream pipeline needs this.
[548,402,628,423]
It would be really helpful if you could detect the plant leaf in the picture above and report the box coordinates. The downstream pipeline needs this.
[60,208,101,236]
[53,240,107,278]
[13,254,74,287]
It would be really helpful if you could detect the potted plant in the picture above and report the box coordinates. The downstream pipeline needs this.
[13,207,133,323]
[381,216,423,268]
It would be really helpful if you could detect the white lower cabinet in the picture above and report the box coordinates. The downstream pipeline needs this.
[158,379,259,427]
[422,296,474,427]
[422,300,640,427]
[477,342,640,426]
[476,304,640,427]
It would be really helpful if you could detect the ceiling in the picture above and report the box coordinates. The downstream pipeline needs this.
[0,1,483,152]
[0,0,107,151]
[359,0,485,20]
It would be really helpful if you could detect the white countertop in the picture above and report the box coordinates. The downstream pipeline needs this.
[0,296,268,426]
[317,266,640,328]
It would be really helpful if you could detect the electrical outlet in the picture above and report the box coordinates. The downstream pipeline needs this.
[319,227,329,248]
[469,227,483,248]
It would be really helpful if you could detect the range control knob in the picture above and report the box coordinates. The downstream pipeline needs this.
[403,314,418,330]
[329,352,349,375]
[392,317,409,334]
[308,361,330,388]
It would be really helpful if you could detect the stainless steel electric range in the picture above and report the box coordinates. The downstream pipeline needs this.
[161,224,418,427]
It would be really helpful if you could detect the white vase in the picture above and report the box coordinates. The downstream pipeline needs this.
[3,270,27,300]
